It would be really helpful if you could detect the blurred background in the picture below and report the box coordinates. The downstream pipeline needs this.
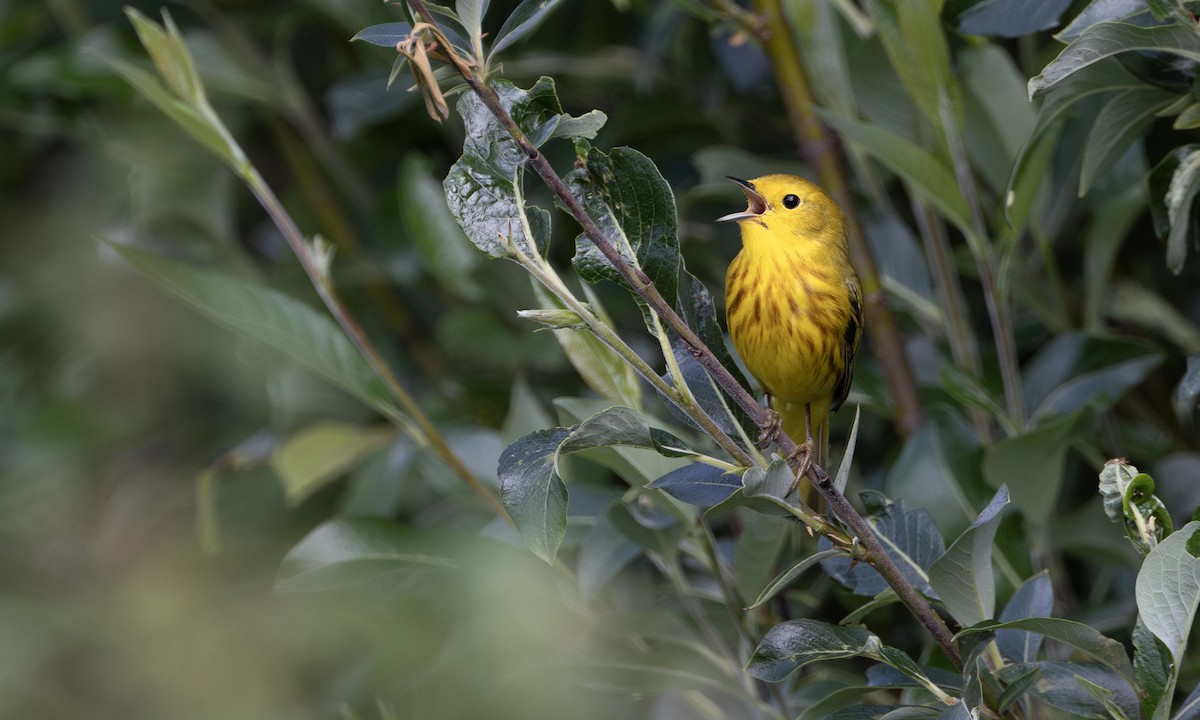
[1,2,768,716]
[4,0,1200,718]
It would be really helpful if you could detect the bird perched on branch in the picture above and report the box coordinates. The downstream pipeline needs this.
[720,174,863,487]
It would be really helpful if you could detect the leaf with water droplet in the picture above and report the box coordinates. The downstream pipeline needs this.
[443,77,563,259]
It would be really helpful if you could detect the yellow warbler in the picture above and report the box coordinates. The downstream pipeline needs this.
[719,174,863,471]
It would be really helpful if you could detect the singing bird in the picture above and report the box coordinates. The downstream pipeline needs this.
[719,174,863,475]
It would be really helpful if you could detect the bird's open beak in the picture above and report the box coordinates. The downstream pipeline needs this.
[716,176,768,222]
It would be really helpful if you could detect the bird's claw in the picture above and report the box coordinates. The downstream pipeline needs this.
[756,408,783,449]
[786,438,815,497]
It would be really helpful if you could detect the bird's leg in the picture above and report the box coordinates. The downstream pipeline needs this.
[756,393,782,449]
[786,403,817,497]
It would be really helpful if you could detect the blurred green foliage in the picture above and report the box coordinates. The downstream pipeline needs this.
[5,0,1200,718]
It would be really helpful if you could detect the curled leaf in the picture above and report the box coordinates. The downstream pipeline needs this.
[1099,458,1174,556]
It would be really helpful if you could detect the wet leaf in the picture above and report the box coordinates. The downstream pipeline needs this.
[444,77,563,258]
[747,620,876,682]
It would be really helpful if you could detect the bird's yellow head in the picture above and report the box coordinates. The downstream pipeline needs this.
[717,174,846,249]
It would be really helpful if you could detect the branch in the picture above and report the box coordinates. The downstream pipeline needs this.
[405,0,962,668]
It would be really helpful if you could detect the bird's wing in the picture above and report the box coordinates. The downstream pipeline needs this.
[830,277,863,413]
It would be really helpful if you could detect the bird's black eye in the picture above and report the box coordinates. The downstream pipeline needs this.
[782,194,801,209]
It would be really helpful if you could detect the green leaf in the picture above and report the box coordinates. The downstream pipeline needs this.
[553,398,691,490]
[491,0,568,57]
[996,662,1139,720]
[498,427,572,563]
[995,572,1054,663]
[607,500,685,558]
[351,22,414,47]
[648,463,742,508]
[872,645,956,701]
[576,511,642,599]
[272,422,395,506]
[1029,22,1200,98]
[1133,619,1173,720]
[549,110,607,141]
[958,618,1136,687]
[797,686,901,720]
[1176,355,1200,419]
[960,44,1036,194]
[981,411,1088,531]
[747,549,845,610]
[106,56,239,167]
[107,243,402,421]
[746,620,877,682]
[1008,59,1145,223]
[1057,0,1148,41]
[1077,674,1137,720]
[444,77,563,258]
[1083,191,1148,330]
[456,0,489,51]
[1175,681,1200,720]
[567,145,681,307]
[275,517,464,592]
[1023,333,1164,423]
[865,662,963,694]
[820,492,944,597]
[832,406,860,494]
[1137,521,1200,667]
[1080,86,1176,195]
[997,669,1040,715]
[938,699,973,719]
[1174,102,1200,130]
[1149,145,1200,274]
[792,0,857,117]
[818,110,974,236]
[885,423,977,540]
[863,0,959,135]
[498,406,685,562]
[338,439,416,518]
[742,458,801,503]
[398,153,482,300]
[125,8,204,104]
[952,0,1072,37]
[733,514,791,603]
[840,590,903,625]
[929,486,1010,626]
[112,9,249,171]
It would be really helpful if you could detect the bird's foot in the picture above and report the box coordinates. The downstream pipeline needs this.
[785,438,815,497]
